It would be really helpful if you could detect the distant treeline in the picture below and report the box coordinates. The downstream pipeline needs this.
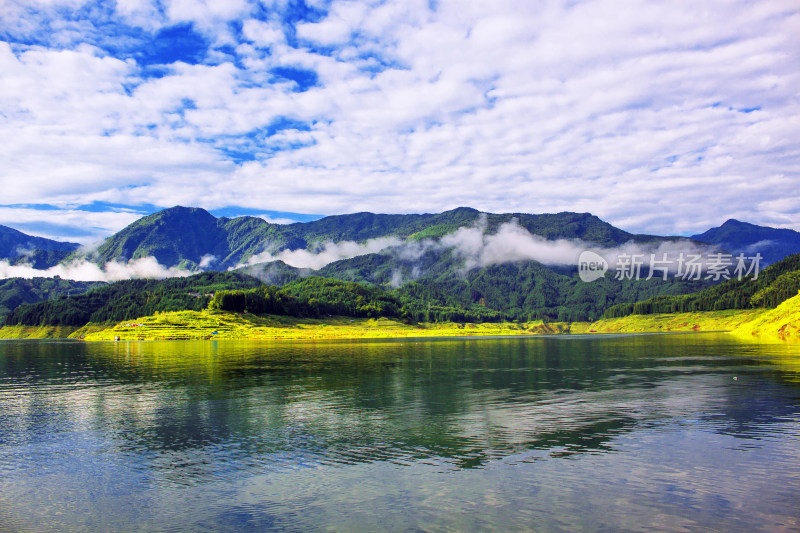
[392,263,708,323]
[5,274,404,327]
[10,256,794,328]
[0,277,104,323]
[210,277,402,318]
[4,272,262,327]
[603,253,800,318]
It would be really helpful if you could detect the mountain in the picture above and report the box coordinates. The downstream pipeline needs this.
[0,277,105,324]
[5,206,743,324]
[70,205,721,322]
[91,205,670,270]
[0,225,80,268]
[92,207,229,268]
[310,246,709,322]
[691,219,800,265]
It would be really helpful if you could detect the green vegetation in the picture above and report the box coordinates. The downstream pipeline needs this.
[210,277,402,318]
[588,309,763,334]
[587,252,800,342]
[4,272,262,327]
[731,292,800,341]
[603,253,800,318]
[312,247,708,322]
[75,310,584,341]
[91,206,669,270]
[0,277,104,324]
[393,263,707,323]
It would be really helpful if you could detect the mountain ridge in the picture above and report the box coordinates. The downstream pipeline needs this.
[4,207,796,324]
[691,218,800,265]
[85,205,678,271]
[0,225,81,269]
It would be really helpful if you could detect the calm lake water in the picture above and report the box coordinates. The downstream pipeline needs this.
[1,333,799,532]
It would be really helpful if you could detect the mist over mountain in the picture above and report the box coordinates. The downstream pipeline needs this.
[83,205,672,271]
[1,206,794,323]
[691,219,800,265]
[0,225,80,269]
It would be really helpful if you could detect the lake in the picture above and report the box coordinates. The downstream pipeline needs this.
[1,333,799,532]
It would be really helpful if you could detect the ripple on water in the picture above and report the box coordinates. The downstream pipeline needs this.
[0,335,798,531]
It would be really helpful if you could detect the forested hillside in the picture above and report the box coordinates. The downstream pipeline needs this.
[0,225,80,268]
[603,253,800,318]
[89,206,670,270]
[315,249,708,322]
[210,277,402,319]
[4,272,262,327]
[0,277,104,323]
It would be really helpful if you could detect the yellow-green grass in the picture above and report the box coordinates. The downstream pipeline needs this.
[0,324,82,339]
[730,292,800,342]
[3,297,798,342]
[586,309,764,334]
[68,310,586,341]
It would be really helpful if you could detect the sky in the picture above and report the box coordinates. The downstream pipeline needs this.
[0,0,798,244]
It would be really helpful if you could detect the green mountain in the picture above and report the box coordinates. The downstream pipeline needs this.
[89,206,667,270]
[4,272,262,327]
[691,219,800,265]
[11,206,770,325]
[0,225,80,268]
[0,277,105,324]
[236,245,710,322]
[603,253,800,318]
[76,204,724,322]
[310,246,708,322]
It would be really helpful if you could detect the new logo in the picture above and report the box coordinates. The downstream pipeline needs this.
[578,250,608,282]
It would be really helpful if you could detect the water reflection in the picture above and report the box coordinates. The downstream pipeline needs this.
[2,335,799,466]
[1,333,799,531]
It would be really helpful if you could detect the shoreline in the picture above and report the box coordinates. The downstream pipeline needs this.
[2,292,798,342]
[2,297,797,342]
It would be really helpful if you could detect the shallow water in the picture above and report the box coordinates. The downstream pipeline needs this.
[1,333,799,531]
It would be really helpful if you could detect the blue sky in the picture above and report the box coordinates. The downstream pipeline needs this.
[0,0,798,244]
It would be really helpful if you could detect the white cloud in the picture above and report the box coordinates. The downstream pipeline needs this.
[0,207,144,244]
[0,0,799,239]
[257,215,298,224]
[296,17,352,45]
[198,254,217,268]
[243,236,402,269]
[242,19,285,47]
[0,257,192,281]
[235,215,727,278]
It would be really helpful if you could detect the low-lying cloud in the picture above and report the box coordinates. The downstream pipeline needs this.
[0,257,193,282]
[0,218,738,284]
[442,218,727,273]
[241,216,728,282]
[243,236,403,270]
[440,219,586,270]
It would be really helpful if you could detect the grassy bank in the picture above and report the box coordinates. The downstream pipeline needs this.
[3,299,798,342]
[45,311,587,341]
[587,309,764,334]
[586,292,800,342]
[730,293,800,342]
[0,325,82,339]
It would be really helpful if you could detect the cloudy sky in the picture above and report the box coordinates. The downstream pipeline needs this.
[1,0,798,244]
